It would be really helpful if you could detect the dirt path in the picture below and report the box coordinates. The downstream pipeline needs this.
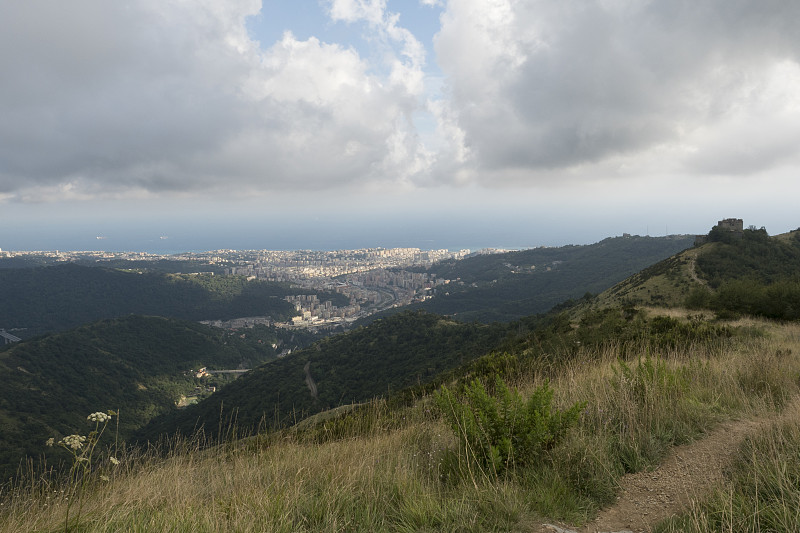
[686,251,707,288]
[539,414,771,533]
[304,360,318,400]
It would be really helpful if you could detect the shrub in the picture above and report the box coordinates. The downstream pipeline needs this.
[434,376,583,478]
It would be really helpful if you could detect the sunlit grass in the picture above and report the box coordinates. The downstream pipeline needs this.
[3,311,800,532]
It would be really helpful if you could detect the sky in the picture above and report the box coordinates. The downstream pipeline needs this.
[2,0,800,252]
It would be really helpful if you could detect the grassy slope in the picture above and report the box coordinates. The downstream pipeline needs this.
[657,396,800,532]
[594,228,800,311]
[4,313,799,532]
[591,247,702,309]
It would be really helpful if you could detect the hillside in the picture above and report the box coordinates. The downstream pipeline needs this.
[593,226,800,318]
[4,225,800,530]
[379,234,694,322]
[0,263,347,337]
[139,298,741,446]
[6,308,799,532]
[593,247,700,308]
[138,311,510,441]
[0,315,307,479]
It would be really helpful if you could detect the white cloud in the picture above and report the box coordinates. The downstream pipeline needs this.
[325,0,428,95]
[683,60,800,175]
[328,0,386,25]
[0,0,431,201]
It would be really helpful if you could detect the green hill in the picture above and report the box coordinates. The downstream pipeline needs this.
[138,311,510,441]
[0,315,300,479]
[690,228,800,319]
[0,263,346,337]
[593,226,800,319]
[5,308,797,532]
[695,227,800,286]
[374,234,694,322]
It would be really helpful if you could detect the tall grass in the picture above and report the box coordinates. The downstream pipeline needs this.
[2,317,799,532]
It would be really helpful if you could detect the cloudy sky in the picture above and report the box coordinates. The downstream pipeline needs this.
[2,0,799,251]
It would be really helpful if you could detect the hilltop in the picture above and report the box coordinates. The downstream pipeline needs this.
[589,225,800,318]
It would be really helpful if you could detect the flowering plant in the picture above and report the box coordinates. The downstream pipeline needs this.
[45,409,119,532]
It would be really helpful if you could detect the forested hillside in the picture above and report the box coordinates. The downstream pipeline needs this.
[0,264,346,337]
[687,228,800,319]
[0,315,298,479]
[385,235,694,322]
[138,311,510,441]
[586,227,800,321]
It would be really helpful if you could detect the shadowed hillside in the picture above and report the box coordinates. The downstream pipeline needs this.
[138,311,510,441]
[0,263,346,337]
[366,234,694,323]
[0,315,287,479]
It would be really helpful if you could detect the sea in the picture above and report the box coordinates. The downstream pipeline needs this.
[1,220,559,254]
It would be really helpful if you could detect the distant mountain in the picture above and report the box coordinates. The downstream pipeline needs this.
[137,311,510,442]
[366,234,695,323]
[0,263,346,337]
[0,315,290,479]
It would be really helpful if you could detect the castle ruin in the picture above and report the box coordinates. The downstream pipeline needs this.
[717,218,744,233]
[695,218,744,245]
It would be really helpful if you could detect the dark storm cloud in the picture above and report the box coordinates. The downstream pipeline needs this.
[434,0,800,179]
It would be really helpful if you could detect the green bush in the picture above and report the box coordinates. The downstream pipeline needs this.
[434,376,583,477]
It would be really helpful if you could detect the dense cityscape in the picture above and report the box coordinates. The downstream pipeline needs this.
[0,246,486,330]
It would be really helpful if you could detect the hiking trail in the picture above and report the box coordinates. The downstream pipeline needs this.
[538,407,788,533]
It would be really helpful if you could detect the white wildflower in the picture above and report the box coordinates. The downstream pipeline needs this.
[109,456,120,465]
[60,434,86,450]
[87,412,111,423]
[45,437,55,447]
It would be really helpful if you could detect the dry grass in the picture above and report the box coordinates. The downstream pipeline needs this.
[639,306,714,321]
[3,314,800,532]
